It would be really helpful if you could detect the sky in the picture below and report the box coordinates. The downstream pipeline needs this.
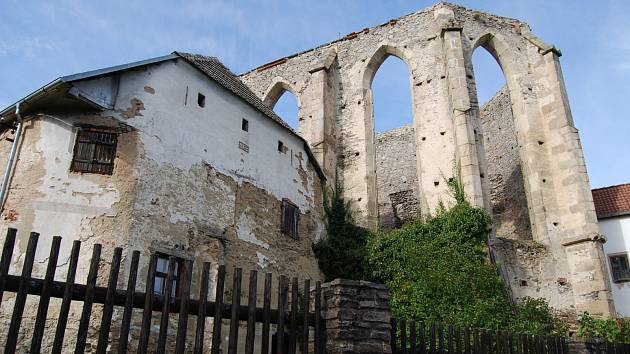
[0,0,628,188]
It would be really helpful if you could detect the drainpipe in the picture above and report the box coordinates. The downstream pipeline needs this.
[0,102,24,210]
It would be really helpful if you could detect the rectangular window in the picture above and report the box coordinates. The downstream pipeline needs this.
[242,118,249,132]
[70,129,118,175]
[281,199,299,239]
[154,253,185,298]
[278,140,286,153]
[609,254,630,283]
[198,93,206,107]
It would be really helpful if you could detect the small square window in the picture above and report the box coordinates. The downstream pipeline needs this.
[609,254,630,283]
[70,129,118,175]
[154,253,186,298]
[281,199,299,239]
[198,93,205,107]
[278,140,286,153]
[242,119,249,132]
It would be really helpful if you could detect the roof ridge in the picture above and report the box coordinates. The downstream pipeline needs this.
[592,183,630,191]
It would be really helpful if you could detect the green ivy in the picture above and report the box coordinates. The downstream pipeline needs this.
[577,313,630,343]
[366,178,565,335]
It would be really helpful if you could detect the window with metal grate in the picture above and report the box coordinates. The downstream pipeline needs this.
[70,129,118,175]
[609,253,630,283]
[281,199,299,239]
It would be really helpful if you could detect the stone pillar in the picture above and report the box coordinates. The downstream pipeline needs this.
[320,279,392,354]
[438,7,484,208]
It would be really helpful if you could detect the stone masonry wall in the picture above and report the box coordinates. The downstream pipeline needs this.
[240,2,614,316]
[375,126,421,229]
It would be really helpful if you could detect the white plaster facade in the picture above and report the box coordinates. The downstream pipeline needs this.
[600,216,630,317]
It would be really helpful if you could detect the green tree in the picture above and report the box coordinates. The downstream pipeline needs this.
[312,182,371,281]
[577,313,630,343]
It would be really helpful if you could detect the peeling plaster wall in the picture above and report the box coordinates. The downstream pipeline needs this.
[0,59,324,352]
[240,2,614,317]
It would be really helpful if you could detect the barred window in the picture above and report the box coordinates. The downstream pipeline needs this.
[281,199,299,239]
[154,253,185,298]
[609,254,630,283]
[70,129,117,175]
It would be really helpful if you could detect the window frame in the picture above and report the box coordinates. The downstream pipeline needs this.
[281,198,299,240]
[242,118,249,132]
[70,128,118,175]
[608,252,630,283]
[154,252,186,298]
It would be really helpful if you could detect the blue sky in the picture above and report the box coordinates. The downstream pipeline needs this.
[0,1,628,188]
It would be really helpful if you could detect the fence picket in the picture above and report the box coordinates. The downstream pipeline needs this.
[289,277,298,354]
[261,273,272,354]
[392,318,398,354]
[117,250,140,354]
[52,240,81,354]
[228,268,243,354]
[175,259,194,354]
[194,262,211,354]
[156,256,177,354]
[75,243,102,354]
[411,321,417,354]
[402,319,408,354]
[0,228,17,306]
[430,323,436,354]
[30,235,61,354]
[315,281,322,354]
[137,254,157,354]
[6,232,39,352]
[96,247,123,354]
[245,270,258,354]
[418,321,426,354]
[277,275,288,354]
[211,264,227,354]
[302,279,311,354]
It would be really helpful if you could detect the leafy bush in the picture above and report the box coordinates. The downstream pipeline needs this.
[366,178,565,334]
[577,313,630,343]
[312,182,371,281]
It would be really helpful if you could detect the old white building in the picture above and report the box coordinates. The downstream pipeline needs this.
[0,52,326,351]
[593,184,630,317]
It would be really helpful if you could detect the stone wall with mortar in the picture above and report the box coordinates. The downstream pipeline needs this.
[375,126,421,229]
[0,58,325,351]
[240,2,614,317]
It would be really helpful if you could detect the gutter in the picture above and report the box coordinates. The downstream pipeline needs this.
[0,102,24,211]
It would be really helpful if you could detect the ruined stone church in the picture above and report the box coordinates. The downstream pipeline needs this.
[0,4,616,348]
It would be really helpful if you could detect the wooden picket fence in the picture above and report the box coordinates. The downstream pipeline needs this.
[390,318,630,354]
[0,228,323,354]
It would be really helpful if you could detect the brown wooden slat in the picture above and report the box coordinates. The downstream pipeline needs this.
[463,328,470,354]
[454,326,461,354]
[289,277,298,354]
[410,321,417,354]
[74,243,102,354]
[194,262,211,354]
[156,256,177,354]
[228,268,243,354]
[261,273,272,354]
[277,275,288,354]
[0,228,17,306]
[438,324,444,354]
[175,259,194,354]
[52,240,81,354]
[211,265,226,354]
[5,232,38,352]
[137,254,158,354]
[96,247,123,354]
[430,323,436,354]
[245,270,258,354]
[117,250,140,354]
[448,325,454,354]
[29,235,61,354]
[302,279,310,354]
[315,281,322,354]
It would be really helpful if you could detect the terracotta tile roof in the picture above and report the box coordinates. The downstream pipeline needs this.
[592,183,630,219]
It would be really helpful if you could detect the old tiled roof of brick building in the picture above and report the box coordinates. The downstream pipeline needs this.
[592,183,630,219]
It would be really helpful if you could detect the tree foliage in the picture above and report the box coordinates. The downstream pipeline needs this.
[366,178,565,334]
[577,313,630,343]
[312,182,371,281]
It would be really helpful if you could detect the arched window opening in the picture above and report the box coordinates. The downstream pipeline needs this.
[371,54,419,230]
[372,56,413,133]
[472,47,505,106]
[472,45,532,241]
[273,90,299,131]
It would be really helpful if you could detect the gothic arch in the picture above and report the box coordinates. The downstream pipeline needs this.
[262,78,301,109]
